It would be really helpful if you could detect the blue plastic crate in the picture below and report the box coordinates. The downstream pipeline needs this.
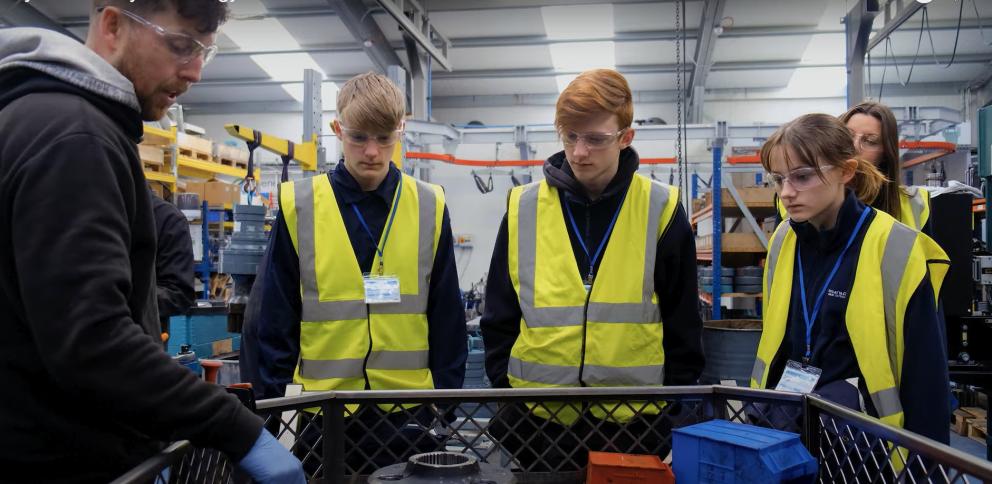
[672,420,817,484]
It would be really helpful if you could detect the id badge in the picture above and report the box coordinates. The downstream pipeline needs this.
[775,360,822,394]
[363,275,401,304]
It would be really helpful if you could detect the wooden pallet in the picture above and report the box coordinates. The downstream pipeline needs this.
[953,407,988,436]
[178,146,212,162]
[213,156,250,170]
[968,418,988,444]
[143,161,163,173]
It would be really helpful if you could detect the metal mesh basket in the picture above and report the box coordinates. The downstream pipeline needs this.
[114,386,992,484]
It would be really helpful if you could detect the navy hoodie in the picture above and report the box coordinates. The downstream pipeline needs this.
[481,147,705,389]
[764,189,949,444]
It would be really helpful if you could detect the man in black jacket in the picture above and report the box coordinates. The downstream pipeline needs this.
[0,2,303,482]
[151,191,195,336]
[481,69,704,471]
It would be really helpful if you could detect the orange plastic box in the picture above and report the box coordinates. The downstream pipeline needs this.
[586,451,675,484]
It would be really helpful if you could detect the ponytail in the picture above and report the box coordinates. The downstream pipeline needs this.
[850,156,888,207]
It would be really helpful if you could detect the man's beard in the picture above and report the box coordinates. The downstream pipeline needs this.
[114,50,167,122]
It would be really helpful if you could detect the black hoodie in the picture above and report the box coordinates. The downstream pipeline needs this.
[0,39,261,482]
[481,147,705,389]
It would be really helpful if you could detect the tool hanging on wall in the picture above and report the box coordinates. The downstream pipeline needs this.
[242,130,261,206]
[280,142,295,183]
[472,170,495,194]
[510,170,522,187]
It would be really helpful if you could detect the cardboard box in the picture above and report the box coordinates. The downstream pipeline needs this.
[185,181,206,200]
[199,181,242,206]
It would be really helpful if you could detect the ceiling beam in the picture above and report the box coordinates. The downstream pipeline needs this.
[846,0,880,107]
[687,0,726,123]
[324,0,404,72]
[194,53,992,88]
[179,81,971,115]
[867,0,924,52]
[0,0,80,41]
[375,0,452,71]
[966,63,992,91]
[204,18,984,59]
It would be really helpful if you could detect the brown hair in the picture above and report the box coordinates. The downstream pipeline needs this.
[93,0,229,33]
[760,113,887,205]
[840,102,902,221]
[555,69,634,132]
[336,72,406,134]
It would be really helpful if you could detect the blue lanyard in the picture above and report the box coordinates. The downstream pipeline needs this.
[352,177,402,276]
[562,192,627,285]
[796,207,871,364]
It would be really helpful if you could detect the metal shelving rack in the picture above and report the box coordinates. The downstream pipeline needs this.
[692,127,775,320]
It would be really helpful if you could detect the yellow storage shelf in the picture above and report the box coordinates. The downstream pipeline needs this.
[144,171,176,184]
[177,155,258,179]
[142,125,176,146]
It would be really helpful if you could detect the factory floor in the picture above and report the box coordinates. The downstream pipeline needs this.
[950,432,988,460]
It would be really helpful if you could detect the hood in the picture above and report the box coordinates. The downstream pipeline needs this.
[542,147,641,202]
[0,27,140,112]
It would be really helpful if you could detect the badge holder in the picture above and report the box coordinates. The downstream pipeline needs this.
[775,360,822,394]
[364,273,401,304]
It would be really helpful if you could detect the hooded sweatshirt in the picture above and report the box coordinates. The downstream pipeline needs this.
[0,28,262,482]
[481,147,705,390]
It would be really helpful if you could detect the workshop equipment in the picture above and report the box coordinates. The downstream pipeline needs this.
[368,452,514,484]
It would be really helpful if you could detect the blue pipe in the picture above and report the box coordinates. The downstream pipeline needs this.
[712,145,724,320]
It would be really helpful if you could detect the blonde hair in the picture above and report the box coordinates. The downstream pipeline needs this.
[336,72,405,133]
[555,69,634,132]
[760,113,887,205]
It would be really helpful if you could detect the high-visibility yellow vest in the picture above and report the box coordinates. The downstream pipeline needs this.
[776,186,931,231]
[899,186,931,231]
[751,209,949,432]
[279,173,444,397]
[507,174,680,424]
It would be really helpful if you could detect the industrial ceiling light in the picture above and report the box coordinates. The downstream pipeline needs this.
[915,0,932,3]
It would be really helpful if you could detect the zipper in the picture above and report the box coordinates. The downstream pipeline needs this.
[578,200,592,387]
[578,284,592,387]
[362,306,372,390]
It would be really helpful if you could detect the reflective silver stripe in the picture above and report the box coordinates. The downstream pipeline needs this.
[302,299,366,320]
[871,386,903,419]
[583,364,664,386]
[520,305,585,327]
[508,357,580,385]
[881,223,916,386]
[294,179,325,321]
[641,181,669,308]
[407,180,437,313]
[587,302,660,323]
[906,187,925,228]
[517,184,586,328]
[299,358,364,379]
[765,225,788,297]
[751,358,766,386]
[367,350,429,370]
